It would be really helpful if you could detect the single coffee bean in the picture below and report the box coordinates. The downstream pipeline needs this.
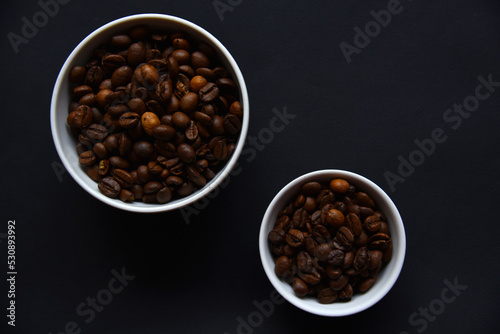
[144,181,162,194]
[69,65,87,83]
[209,115,225,135]
[298,269,321,285]
[301,181,322,196]
[152,124,175,141]
[109,156,130,170]
[85,66,104,87]
[339,283,353,300]
[353,247,371,272]
[356,192,375,208]
[326,266,343,279]
[326,209,345,227]
[286,229,304,247]
[155,78,173,104]
[316,189,335,208]
[345,213,363,236]
[172,112,191,129]
[69,105,93,129]
[141,112,160,136]
[297,251,314,273]
[179,92,198,113]
[119,112,140,129]
[93,142,109,159]
[358,277,376,292]
[274,256,292,278]
[268,229,285,245]
[330,179,350,193]
[127,42,146,66]
[229,101,243,118]
[292,278,309,297]
[327,249,345,267]
[364,215,382,233]
[133,141,154,159]
[98,177,121,198]
[315,243,333,262]
[119,189,134,202]
[177,143,195,163]
[198,82,219,102]
[191,51,210,68]
[156,186,172,204]
[329,275,349,291]
[318,288,338,304]
[79,151,96,166]
[337,226,354,247]
[85,164,102,182]
[111,34,131,49]
[113,169,134,188]
[111,65,132,87]
[216,77,237,94]
[223,114,242,135]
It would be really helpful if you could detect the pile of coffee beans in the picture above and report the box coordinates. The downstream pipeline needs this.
[67,25,243,204]
[268,178,393,303]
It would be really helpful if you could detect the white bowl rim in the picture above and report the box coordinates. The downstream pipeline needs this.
[259,169,406,316]
[50,13,249,213]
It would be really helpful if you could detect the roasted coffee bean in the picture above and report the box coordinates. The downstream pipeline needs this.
[93,142,109,159]
[268,229,285,245]
[292,278,309,297]
[172,112,191,129]
[210,115,225,135]
[356,192,375,208]
[98,159,110,176]
[127,42,146,66]
[85,66,104,87]
[315,243,333,262]
[339,283,353,300]
[133,141,154,159]
[298,269,321,285]
[345,213,363,236]
[119,189,134,202]
[368,250,383,270]
[358,277,376,292]
[85,164,102,182]
[119,112,140,129]
[155,78,173,104]
[327,249,345,267]
[329,178,350,193]
[326,208,345,227]
[326,266,343,279]
[177,143,196,163]
[353,247,370,272]
[79,151,96,166]
[109,156,130,170]
[111,65,132,87]
[297,251,314,273]
[329,275,349,291]
[337,226,355,247]
[286,229,304,247]
[69,65,86,83]
[316,189,335,208]
[275,256,292,277]
[216,77,237,94]
[318,288,338,304]
[68,105,93,129]
[113,169,133,188]
[198,82,219,102]
[301,182,322,196]
[117,133,132,156]
[128,98,146,115]
[98,177,121,198]
[156,186,172,204]
[364,215,382,233]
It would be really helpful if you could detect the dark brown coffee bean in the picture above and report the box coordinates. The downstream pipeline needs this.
[339,283,353,300]
[133,141,154,159]
[85,164,102,182]
[356,192,375,208]
[337,226,355,247]
[127,98,146,115]
[98,177,121,198]
[69,65,86,83]
[119,112,140,129]
[198,82,219,102]
[318,288,338,304]
[383,241,393,263]
[286,229,304,247]
[177,182,194,196]
[73,85,93,99]
[212,139,228,161]
[316,190,335,208]
[179,92,198,113]
[301,182,322,196]
[171,49,190,65]
[111,65,132,87]
[156,187,172,204]
[329,275,349,291]
[191,51,210,68]
[106,103,128,117]
[353,247,371,272]
[172,112,191,129]
[93,143,109,159]
[151,124,175,141]
[367,233,391,250]
[79,151,96,166]
[144,181,162,195]
[327,249,345,267]
[154,140,176,157]
[79,93,96,107]
[358,277,376,293]
[274,215,291,231]
[292,278,309,297]
[109,156,130,170]
[98,159,110,176]
[364,215,382,233]
[297,251,314,273]
[315,243,333,262]
[275,256,292,277]
[177,143,195,163]
[113,169,133,188]
[69,105,93,129]
[268,229,285,245]
[167,56,179,79]
[209,115,225,135]
[343,251,354,268]
[216,77,237,94]
[110,34,131,49]
[326,266,342,279]
[119,189,134,202]
[185,121,199,141]
[346,213,363,236]
[127,42,146,66]
[368,250,383,270]
[298,269,321,285]
[85,66,104,87]
[155,78,173,104]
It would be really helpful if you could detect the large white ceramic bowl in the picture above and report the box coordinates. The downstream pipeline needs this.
[51,14,249,213]
[259,170,406,316]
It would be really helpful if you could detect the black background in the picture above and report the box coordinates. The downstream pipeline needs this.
[1,0,500,333]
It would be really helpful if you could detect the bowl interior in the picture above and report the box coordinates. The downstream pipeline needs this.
[51,14,249,213]
[259,170,405,316]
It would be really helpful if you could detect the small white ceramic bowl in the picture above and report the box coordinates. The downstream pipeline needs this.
[259,169,406,316]
[50,14,249,213]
